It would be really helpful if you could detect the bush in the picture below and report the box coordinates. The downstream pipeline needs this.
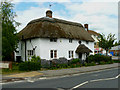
[19,56,41,71]
[86,54,112,64]
[70,58,81,64]
[99,61,105,65]
[86,55,94,63]
[84,62,96,66]
[56,64,68,68]
[113,60,120,63]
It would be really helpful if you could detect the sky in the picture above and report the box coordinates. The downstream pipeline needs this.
[11,0,119,41]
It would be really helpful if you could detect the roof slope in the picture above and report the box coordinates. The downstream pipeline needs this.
[88,30,100,36]
[19,17,94,42]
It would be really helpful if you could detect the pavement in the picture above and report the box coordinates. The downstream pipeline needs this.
[1,63,119,84]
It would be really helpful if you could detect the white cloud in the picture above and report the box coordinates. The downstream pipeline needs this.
[64,2,118,40]
[15,7,48,31]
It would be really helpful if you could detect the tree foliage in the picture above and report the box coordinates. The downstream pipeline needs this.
[98,33,116,56]
[1,1,20,61]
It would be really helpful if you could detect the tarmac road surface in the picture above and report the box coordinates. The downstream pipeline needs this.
[2,68,119,89]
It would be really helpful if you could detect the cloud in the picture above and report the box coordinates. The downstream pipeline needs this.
[15,6,47,31]
[63,2,118,40]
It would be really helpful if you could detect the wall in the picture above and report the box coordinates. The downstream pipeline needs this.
[16,38,94,61]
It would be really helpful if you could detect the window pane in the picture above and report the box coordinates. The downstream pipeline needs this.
[54,50,57,58]
[69,51,71,58]
[50,39,53,42]
[30,50,31,56]
[31,50,33,55]
[72,51,73,58]
[51,50,53,58]
[28,50,29,56]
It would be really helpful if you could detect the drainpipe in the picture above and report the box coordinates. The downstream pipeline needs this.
[25,40,26,61]
[22,35,27,61]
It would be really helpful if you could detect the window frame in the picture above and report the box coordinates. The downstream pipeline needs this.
[50,50,57,59]
[86,41,89,44]
[68,50,74,58]
[69,39,73,43]
[50,38,57,42]
[27,50,34,56]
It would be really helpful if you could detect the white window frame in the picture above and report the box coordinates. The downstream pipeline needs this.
[50,50,57,59]
[27,50,34,56]
[69,50,74,58]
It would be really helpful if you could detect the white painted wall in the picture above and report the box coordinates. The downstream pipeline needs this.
[16,38,94,61]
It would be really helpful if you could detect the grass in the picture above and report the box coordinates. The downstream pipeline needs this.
[2,63,27,75]
[2,69,26,75]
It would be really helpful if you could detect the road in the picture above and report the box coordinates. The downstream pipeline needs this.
[2,68,119,89]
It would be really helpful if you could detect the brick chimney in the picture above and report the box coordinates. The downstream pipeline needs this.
[84,24,88,31]
[46,10,52,18]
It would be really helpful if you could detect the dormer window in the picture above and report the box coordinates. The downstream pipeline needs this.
[50,38,57,42]
[69,39,72,43]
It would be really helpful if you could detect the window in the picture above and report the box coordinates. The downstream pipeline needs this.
[28,50,34,56]
[50,38,57,42]
[69,51,74,58]
[86,41,89,44]
[69,39,72,43]
[50,50,57,58]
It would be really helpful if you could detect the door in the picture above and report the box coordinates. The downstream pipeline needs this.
[79,53,82,60]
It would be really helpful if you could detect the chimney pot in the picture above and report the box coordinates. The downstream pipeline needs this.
[84,24,88,31]
[46,10,52,18]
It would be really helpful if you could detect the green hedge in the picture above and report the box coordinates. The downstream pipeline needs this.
[19,61,41,71]
[86,54,112,64]
[19,55,41,71]
[70,58,81,64]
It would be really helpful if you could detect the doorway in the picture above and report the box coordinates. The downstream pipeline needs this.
[79,53,82,60]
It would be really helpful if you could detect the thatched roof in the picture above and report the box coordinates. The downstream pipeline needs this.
[18,17,94,42]
[76,44,92,53]
[88,30,100,36]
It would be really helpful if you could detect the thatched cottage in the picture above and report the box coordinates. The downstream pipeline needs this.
[15,10,94,61]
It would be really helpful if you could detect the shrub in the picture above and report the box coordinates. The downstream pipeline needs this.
[86,54,112,64]
[86,55,94,63]
[56,64,68,68]
[19,56,41,71]
[113,60,120,63]
[99,61,105,65]
[70,58,81,64]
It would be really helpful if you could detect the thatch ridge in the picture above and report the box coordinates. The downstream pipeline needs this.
[28,17,83,27]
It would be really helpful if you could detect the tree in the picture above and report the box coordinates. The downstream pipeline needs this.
[98,33,116,56]
[1,1,20,61]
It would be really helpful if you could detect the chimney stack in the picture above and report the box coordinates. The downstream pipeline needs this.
[84,24,88,31]
[46,10,52,18]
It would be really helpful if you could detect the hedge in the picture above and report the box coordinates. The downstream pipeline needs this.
[19,55,41,71]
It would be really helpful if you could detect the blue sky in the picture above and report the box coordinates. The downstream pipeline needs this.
[12,0,119,41]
